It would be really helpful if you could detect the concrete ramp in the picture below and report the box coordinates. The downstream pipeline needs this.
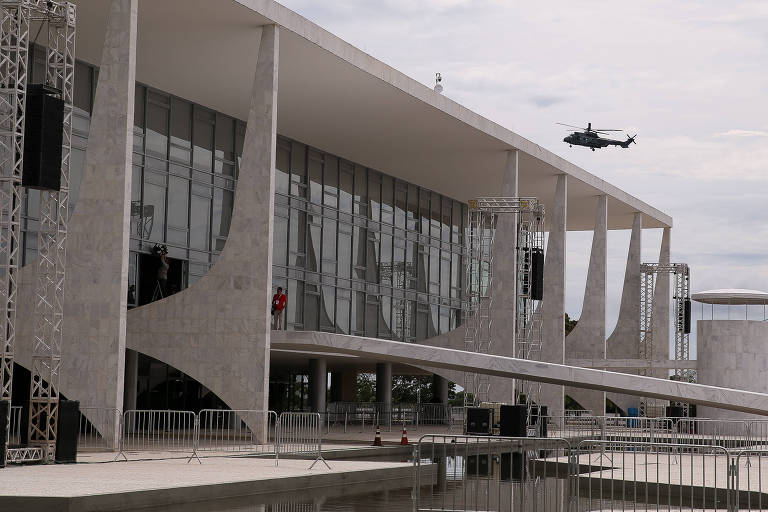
[272,331,768,417]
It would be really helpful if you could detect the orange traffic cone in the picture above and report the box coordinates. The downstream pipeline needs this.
[400,426,408,445]
[373,426,382,446]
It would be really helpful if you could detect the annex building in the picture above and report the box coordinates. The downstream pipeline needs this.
[10,0,675,440]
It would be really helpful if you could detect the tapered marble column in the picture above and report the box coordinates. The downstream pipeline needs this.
[487,150,519,402]
[651,228,671,378]
[539,175,567,416]
[55,0,137,447]
[606,212,642,414]
[566,196,607,415]
[126,26,279,426]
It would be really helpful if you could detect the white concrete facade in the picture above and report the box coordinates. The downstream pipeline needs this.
[7,0,695,428]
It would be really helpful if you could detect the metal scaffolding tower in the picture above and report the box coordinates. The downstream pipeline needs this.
[463,197,545,414]
[0,0,75,464]
[639,262,691,417]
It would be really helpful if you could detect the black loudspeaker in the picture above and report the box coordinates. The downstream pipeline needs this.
[530,248,544,301]
[683,298,691,334]
[22,84,64,191]
[55,400,79,464]
[466,407,492,435]
[499,404,527,437]
[666,405,685,418]
[0,400,8,468]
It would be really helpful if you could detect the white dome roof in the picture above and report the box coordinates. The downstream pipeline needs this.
[691,289,768,305]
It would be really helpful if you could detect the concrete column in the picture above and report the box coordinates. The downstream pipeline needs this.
[651,227,671,379]
[376,363,392,404]
[309,359,327,413]
[565,196,607,415]
[123,349,139,412]
[487,150,518,403]
[58,0,137,447]
[126,26,279,426]
[330,371,357,402]
[539,174,567,416]
[606,212,643,414]
[432,374,449,404]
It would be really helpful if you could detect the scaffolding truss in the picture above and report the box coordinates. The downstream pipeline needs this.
[0,0,75,464]
[463,197,545,416]
[639,262,691,417]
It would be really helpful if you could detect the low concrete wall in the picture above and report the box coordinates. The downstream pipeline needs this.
[697,320,768,420]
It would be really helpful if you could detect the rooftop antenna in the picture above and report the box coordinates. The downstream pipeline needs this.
[434,73,443,94]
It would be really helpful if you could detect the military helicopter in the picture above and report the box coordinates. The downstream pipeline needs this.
[558,123,637,151]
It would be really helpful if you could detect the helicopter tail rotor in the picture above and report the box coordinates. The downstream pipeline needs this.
[621,134,637,148]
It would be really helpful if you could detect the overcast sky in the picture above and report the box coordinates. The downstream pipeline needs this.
[279,0,768,356]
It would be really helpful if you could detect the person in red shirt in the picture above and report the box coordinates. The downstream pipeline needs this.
[271,287,287,330]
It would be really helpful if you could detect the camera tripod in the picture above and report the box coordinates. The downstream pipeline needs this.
[152,280,165,302]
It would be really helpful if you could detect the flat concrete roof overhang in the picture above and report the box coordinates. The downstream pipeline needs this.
[71,0,671,231]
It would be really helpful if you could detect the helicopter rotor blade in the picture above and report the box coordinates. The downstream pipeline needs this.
[593,128,623,132]
[556,122,586,130]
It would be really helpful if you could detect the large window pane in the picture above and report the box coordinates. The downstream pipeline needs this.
[215,113,235,163]
[275,139,290,195]
[190,189,211,250]
[322,217,337,275]
[287,280,304,329]
[339,163,353,213]
[304,288,320,331]
[381,176,393,225]
[212,188,233,251]
[320,286,335,331]
[308,151,323,206]
[353,165,367,216]
[335,289,350,334]
[290,141,306,197]
[143,171,166,242]
[168,176,189,229]
[368,172,380,222]
[307,215,321,272]
[337,223,351,279]
[289,209,306,268]
[323,155,338,208]
[146,95,168,158]
[170,98,191,164]
[193,107,214,173]
[273,215,288,267]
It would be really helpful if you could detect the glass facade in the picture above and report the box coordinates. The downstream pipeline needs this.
[19,53,466,342]
[271,138,465,341]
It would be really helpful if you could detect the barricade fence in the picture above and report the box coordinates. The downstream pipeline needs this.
[414,435,754,511]
[197,409,277,456]
[78,407,121,451]
[414,434,574,512]
[325,402,454,432]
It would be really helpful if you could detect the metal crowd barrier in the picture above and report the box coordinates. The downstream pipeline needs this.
[78,407,121,451]
[117,410,198,461]
[577,439,732,511]
[277,411,329,469]
[197,409,277,458]
[325,402,452,432]
[676,418,751,450]
[414,434,574,512]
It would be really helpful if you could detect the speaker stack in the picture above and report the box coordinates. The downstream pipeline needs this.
[0,400,8,468]
[466,407,493,435]
[22,84,64,192]
[55,400,80,464]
